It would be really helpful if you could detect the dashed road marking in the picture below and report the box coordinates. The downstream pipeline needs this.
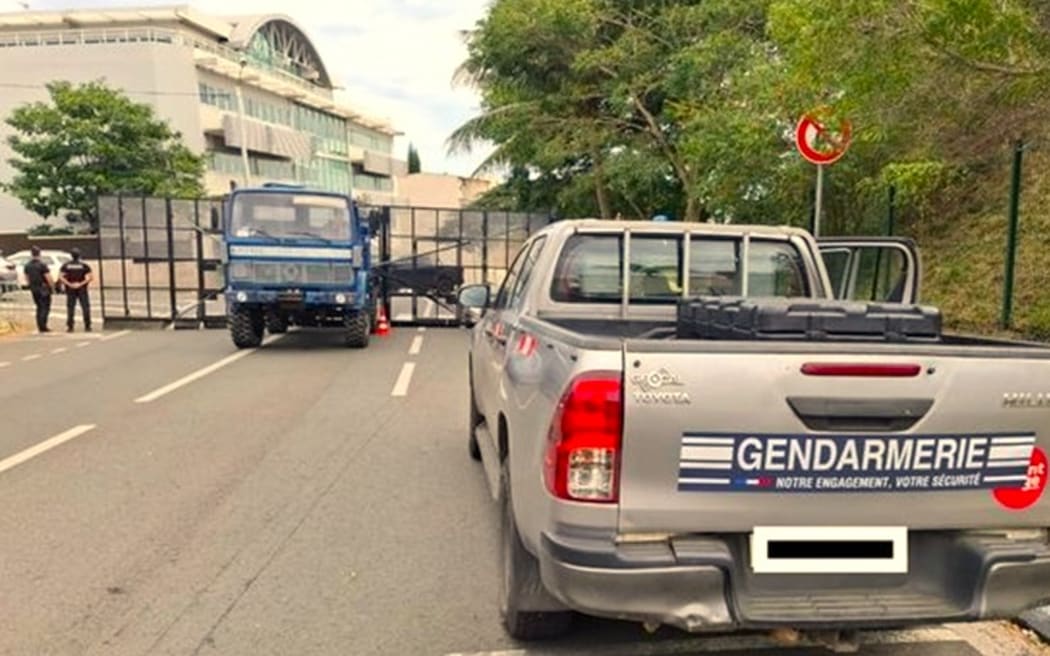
[51,347,67,354]
[0,361,10,369]
[391,362,416,397]
[101,330,131,342]
[409,335,423,356]
[134,335,281,403]
[418,326,426,332]
[76,342,91,348]
[0,425,96,476]
[22,354,41,361]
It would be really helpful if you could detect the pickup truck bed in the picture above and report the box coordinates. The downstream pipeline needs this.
[464,219,1050,640]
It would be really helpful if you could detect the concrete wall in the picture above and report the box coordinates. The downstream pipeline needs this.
[0,41,202,232]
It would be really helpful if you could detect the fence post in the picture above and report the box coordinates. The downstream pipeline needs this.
[1001,140,1025,330]
[96,196,106,327]
[165,198,177,324]
[886,185,896,236]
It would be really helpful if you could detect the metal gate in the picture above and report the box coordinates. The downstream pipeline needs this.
[361,206,550,326]
[97,195,550,328]
[97,195,226,328]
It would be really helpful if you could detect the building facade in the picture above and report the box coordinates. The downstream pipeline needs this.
[395,173,495,209]
[0,5,404,232]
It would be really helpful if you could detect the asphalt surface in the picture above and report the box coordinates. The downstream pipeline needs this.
[0,326,1047,656]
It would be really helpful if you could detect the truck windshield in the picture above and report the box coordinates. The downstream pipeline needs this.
[229,192,352,242]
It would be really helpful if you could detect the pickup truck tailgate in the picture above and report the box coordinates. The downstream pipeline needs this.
[619,346,1050,533]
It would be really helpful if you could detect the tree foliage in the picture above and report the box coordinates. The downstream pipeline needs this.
[454,0,1050,229]
[4,81,205,232]
[407,142,422,174]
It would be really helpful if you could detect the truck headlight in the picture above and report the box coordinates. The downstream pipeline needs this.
[335,293,347,304]
[236,291,248,303]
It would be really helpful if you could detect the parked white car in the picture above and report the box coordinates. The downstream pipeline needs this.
[0,254,18,294]
[6,249,74,289]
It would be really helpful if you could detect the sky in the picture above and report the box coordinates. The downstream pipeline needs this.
[0,0,495,177]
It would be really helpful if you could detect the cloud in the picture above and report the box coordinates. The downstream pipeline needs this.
[21,0,494,176]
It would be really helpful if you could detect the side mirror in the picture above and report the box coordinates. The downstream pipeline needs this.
[457,284,491,327]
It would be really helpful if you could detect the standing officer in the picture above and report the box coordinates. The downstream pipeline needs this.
[59,247,93,332]
[23,246,53,333]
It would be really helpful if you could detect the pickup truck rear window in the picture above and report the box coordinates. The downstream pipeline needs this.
[550,234,809,303]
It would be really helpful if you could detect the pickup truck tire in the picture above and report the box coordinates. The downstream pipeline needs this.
[265,313,288,334]
[230,309,263,349]
[468,379,482,462]
[344,312,370,349]
[500,465,573,640]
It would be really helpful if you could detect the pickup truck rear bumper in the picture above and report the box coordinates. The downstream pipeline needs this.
[538,529,1050,632]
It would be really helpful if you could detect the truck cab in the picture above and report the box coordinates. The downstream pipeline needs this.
[223,184,373,348]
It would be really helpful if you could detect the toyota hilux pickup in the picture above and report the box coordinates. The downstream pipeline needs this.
[457,219,1050,641]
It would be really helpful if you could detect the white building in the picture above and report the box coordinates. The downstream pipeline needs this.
[0,5,405,231]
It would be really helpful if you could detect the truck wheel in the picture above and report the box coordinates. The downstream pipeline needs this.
[230,309,263,349]
[468,383,482,462]
[344,312,370,349]
[265,313,288,334]
[499,464,573,640]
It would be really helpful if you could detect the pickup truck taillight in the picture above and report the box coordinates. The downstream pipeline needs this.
[544,373,622,503]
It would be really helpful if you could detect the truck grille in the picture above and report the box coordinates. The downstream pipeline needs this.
[230,260,353,286]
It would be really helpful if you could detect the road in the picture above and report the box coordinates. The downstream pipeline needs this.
[0,326,1047,656]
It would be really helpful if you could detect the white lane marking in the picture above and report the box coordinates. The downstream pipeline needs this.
[409,335,423,356]
[134,335,281,403]
[443,626,964,656]
[101,330,131,342]
[417,326,426,332]
[51,347,67,354]
[22,354,41,361]
[0,425,96,475]
[0,362,10,369]
[391,362,416,397]
[76,342,91,348]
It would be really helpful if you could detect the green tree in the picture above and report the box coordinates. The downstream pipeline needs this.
[407,142,422,173]
[3,81,205,233]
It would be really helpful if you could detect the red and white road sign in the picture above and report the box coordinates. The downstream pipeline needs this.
[795,108,852,165]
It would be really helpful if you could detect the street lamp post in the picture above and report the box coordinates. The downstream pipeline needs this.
[234,57,251,187]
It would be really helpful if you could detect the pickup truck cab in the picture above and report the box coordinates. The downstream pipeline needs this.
[459,219,1050,641]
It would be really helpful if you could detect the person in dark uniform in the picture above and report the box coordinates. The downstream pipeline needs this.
[23,246,53,333]
[59,247,93,332]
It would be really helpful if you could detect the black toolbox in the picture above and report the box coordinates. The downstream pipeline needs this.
[676,296,942,343]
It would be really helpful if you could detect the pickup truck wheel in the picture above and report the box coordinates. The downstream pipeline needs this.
[344,312,370,349]
[265,313,288,334]
[229,309,263,349]
[499,466,572,640]
[468,385,482,462]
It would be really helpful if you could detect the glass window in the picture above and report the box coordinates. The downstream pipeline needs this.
[494,241,534,310]
[851,247,908,302]
[821,248,851,299]
[629,236,681,302]
[550,235,622,303]
[229,192,352,242]
[508,236,547,309]
[748,241,808,297]
[689,238,742,296]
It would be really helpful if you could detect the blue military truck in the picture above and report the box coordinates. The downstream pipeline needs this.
[223,184,374,349]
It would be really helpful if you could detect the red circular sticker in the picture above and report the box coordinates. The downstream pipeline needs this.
[993,446,1047,511]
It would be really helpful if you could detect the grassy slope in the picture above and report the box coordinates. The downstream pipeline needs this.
[914,150,1050,339]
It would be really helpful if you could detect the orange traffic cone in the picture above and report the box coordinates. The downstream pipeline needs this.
[376,304,391,337]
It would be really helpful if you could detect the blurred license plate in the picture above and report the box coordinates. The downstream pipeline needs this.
[750,526,907,574]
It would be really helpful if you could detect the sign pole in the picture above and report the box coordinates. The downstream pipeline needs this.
[813,164,825,237]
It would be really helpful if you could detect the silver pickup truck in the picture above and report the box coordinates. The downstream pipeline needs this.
[458,219,1050,641]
